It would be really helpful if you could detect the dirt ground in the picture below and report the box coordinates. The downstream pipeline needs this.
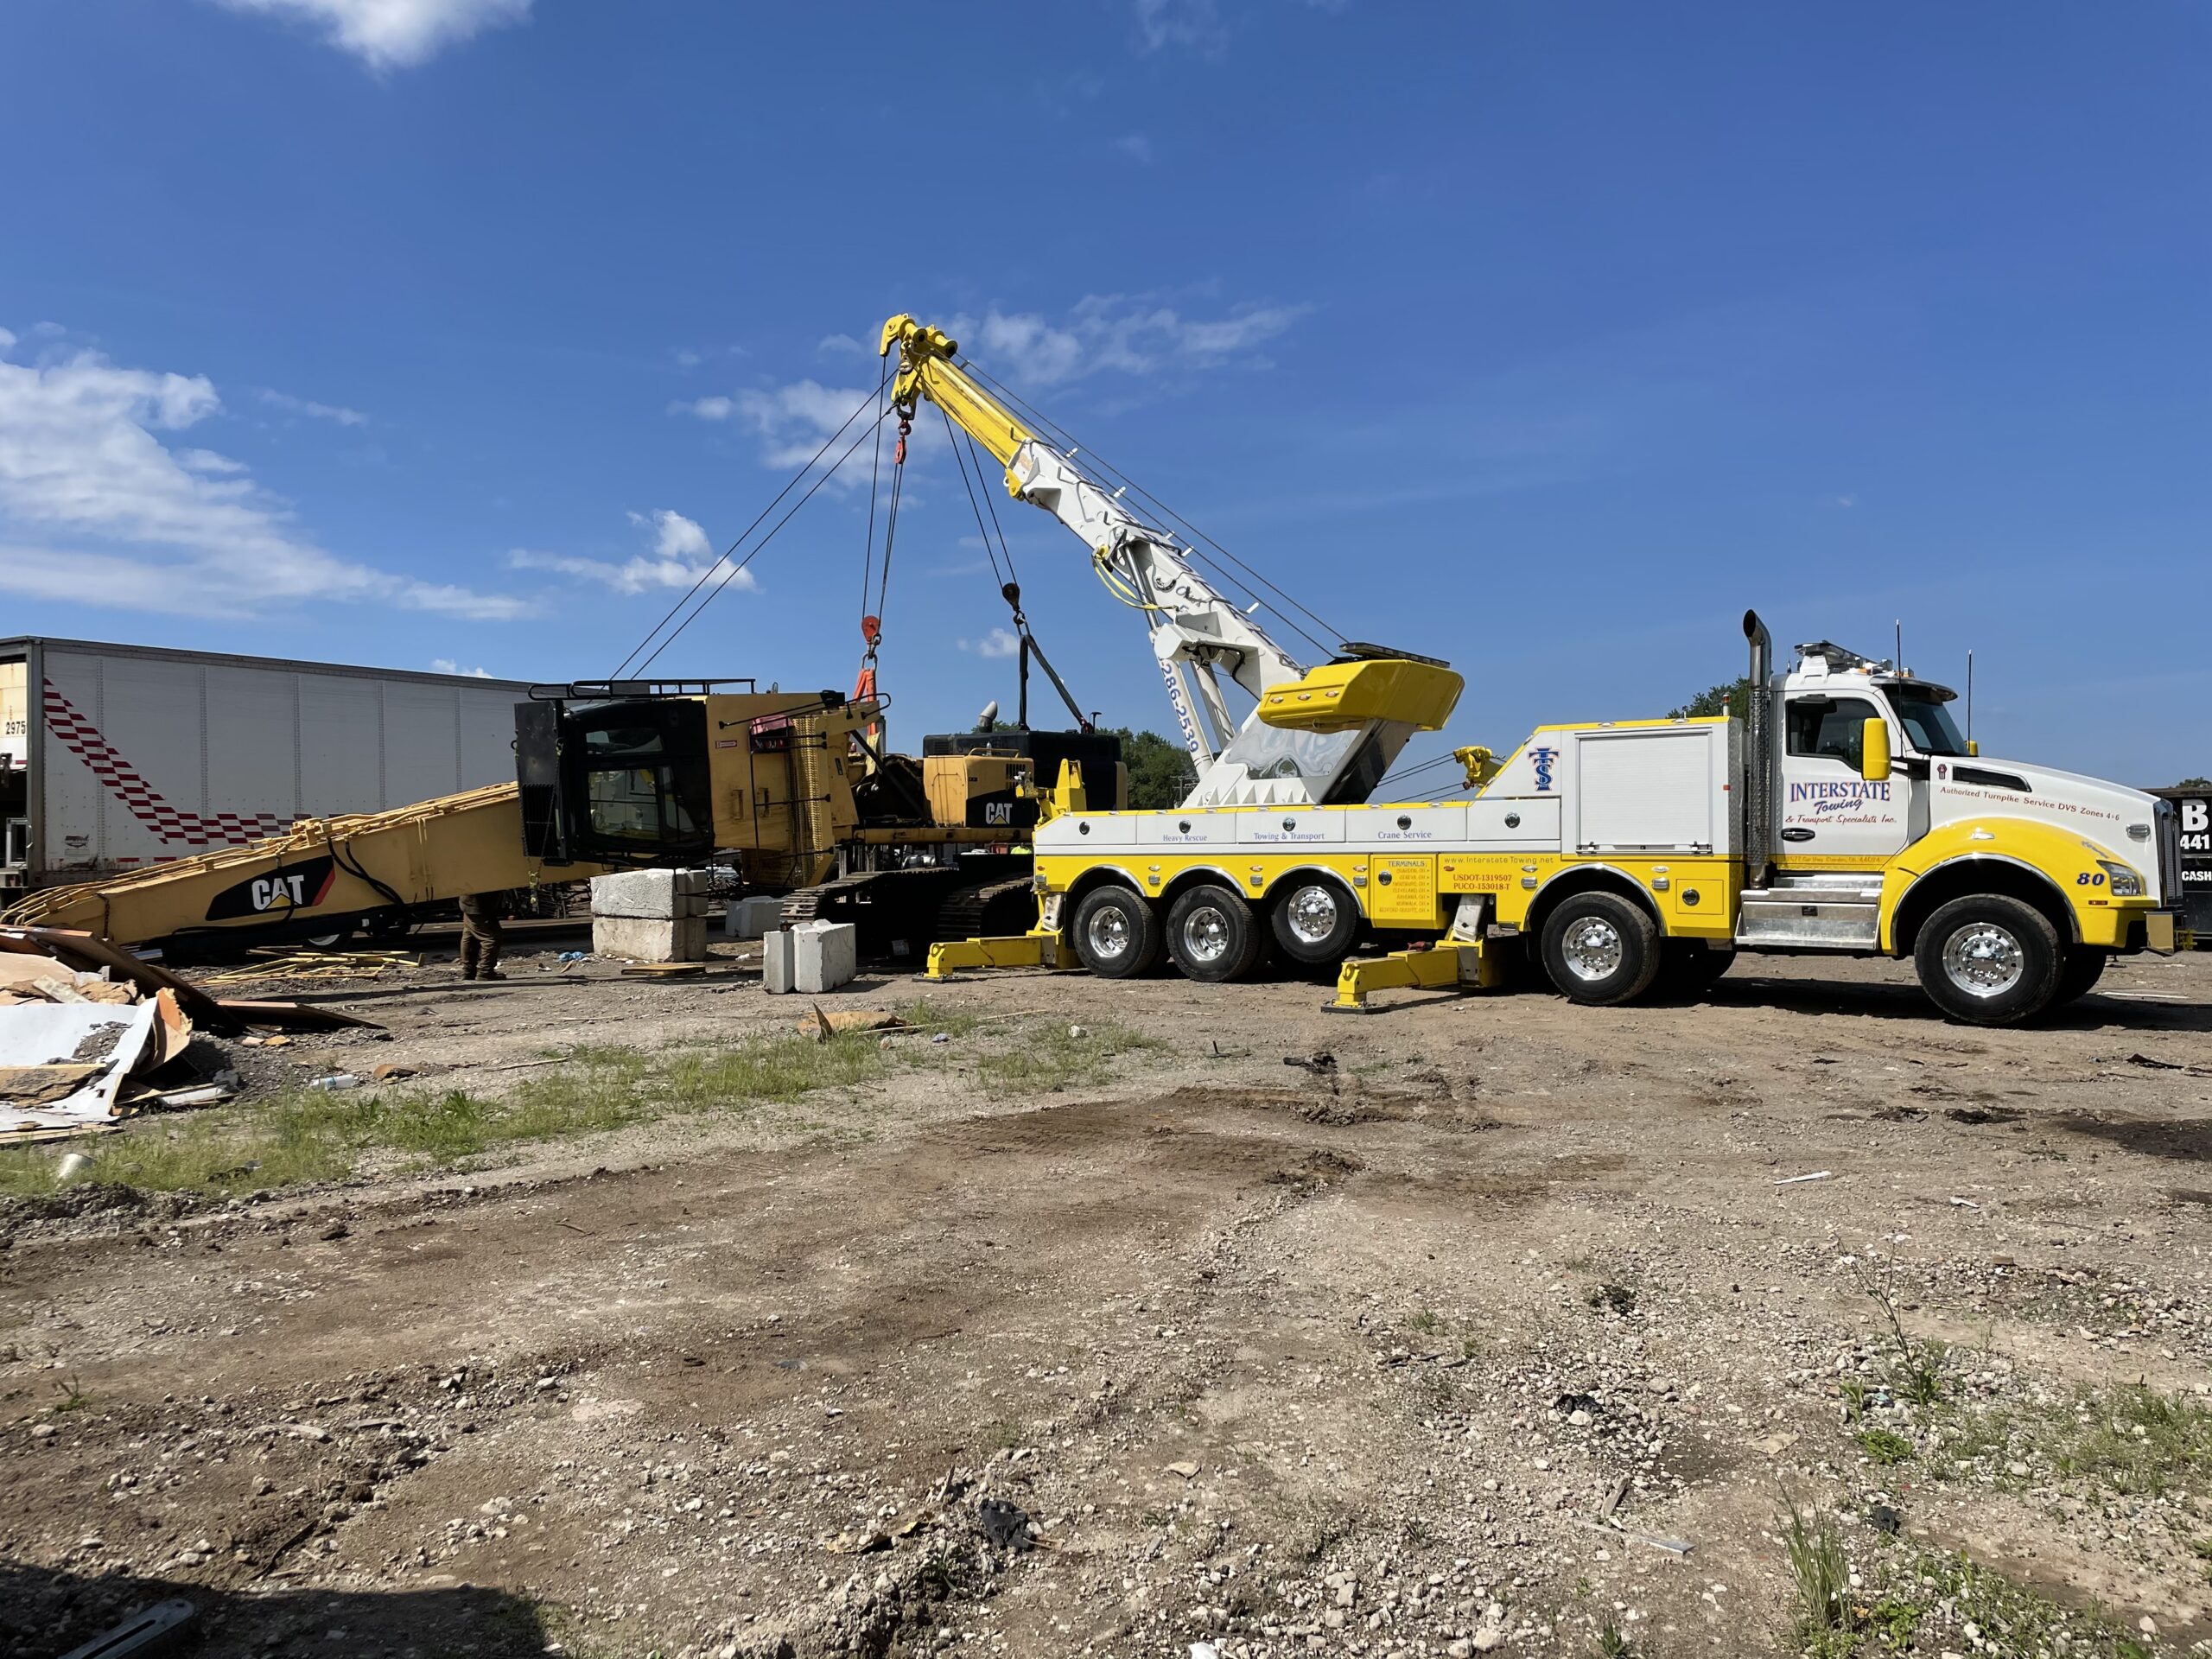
[4,932,2210,1659]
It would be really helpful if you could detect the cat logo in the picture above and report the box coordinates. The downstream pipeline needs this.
[204,855,340,922]
[983,800,1014,827]
[252,874,315,911]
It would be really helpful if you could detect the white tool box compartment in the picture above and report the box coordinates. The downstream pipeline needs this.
[1567,725,1735,855]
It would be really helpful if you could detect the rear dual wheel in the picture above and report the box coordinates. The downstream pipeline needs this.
[1072,879,1351,983]
[1167,884,1266,982]
[1070,885,1161,978]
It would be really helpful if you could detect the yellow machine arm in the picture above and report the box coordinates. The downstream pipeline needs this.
[0,784,587,949]
[880,316,1035,465]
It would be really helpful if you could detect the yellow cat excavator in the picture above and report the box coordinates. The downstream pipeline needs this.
[2,678,1114,959]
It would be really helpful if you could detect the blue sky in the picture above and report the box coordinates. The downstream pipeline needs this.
[3,0,2207,785]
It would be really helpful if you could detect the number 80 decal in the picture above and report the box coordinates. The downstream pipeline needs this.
[2075,871,2106,887]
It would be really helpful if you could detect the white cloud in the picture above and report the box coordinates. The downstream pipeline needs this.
[260,387,368,426]
[213,0,532,69]
[952,295,1310,388]
[671,395,734,421]
[728,379,883,471]
[1133,0,1226,54]
[818,333,867,356]
[506,509,759,597]
[959,628,1021,660]
[718,296,1305,478]
[429,658,493,677]
[0,331,526,620]
[1113,132,1154,163]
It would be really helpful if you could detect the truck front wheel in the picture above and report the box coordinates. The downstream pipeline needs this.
[1071,886,1162,979]
[1166,884,1263,982]
[2051,947,2108,1007]
[1539,893,1662,1006]
[1912,894,2063,1025]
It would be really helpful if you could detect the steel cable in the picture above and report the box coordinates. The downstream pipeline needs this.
[613,383,883,681]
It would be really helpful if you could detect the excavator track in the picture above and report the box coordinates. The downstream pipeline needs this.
[779,862,1033,967]
[932,875,1038,945]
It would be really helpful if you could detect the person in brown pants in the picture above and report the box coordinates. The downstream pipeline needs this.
[458,890,509,981]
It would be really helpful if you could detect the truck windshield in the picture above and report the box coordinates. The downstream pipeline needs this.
[1889,689,1967,756]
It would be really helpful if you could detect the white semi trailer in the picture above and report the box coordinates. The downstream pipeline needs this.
[0,637,532,903]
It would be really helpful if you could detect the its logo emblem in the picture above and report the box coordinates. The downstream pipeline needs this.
[1529,746,1559,791]
[1937,763,1948,780]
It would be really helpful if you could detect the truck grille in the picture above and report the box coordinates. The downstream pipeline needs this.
[2156,797,2183,906]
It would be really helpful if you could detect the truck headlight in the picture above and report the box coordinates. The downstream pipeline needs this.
[2096,861,2145,898]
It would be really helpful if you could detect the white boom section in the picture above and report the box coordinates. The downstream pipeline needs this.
[883,315,1415,810]
[1003,442,1311,791]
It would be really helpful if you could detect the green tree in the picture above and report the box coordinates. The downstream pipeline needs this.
[1669,676,1754,719]
[1100,727,1198,810]
[2174,776,2212,791]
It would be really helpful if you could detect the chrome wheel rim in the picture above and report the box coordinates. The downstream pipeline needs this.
[1085,904,1132,961]
[1180,905,1231,963]
[1942,922,2024,998]
[1284,884,1340,945]
[1560,916,1624,982]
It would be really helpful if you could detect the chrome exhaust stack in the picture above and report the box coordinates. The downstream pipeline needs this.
[1742,610,1774,887]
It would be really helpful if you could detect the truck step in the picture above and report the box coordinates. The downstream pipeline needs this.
[1736,886,1881,950]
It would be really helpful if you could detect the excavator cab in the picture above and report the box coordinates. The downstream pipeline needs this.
[518,692,716,868]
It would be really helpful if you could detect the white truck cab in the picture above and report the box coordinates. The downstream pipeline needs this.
[1732,618,2184,1020]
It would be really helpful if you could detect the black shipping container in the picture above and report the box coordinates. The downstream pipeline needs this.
[2152,787,2212,944]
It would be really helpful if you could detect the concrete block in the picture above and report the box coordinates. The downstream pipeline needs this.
[762,928,797,994]
[726,895,785,939]
[590,868,712,920]
[592,914,707,963]
[792,920,858,995]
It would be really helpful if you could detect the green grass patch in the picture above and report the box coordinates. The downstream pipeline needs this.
[898,996,990,1039]
[1,1007,1178,1204]
[1922,1381,2212,1502]
[974,1019,1161,1093]
[0,1032,887,1201]
[2042,1382,2212,1498]
[1858,1548,2152,1658]
[1855,1427,1915,1465]
[1780,1491,1854,1656]
[1777,1495,2153,1658]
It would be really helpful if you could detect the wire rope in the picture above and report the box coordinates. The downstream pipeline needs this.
[612,383,882,680]
[632,405,893,675]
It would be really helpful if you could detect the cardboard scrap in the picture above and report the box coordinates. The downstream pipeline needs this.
[0,999,160,1138]
[795,1009,912,1039]
[214,1000,381,1031]
[0,926,232,1033]
[0,1065,105,1106]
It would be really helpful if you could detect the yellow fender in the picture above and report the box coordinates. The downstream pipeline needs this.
[1879,817,2144,952]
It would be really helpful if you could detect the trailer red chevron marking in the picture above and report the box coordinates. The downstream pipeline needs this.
[41,680,294,850]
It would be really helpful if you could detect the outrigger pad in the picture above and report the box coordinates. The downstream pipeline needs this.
[921,931,1072,982]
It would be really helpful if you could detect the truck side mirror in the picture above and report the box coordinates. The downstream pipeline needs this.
[1859,717,1891,783]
